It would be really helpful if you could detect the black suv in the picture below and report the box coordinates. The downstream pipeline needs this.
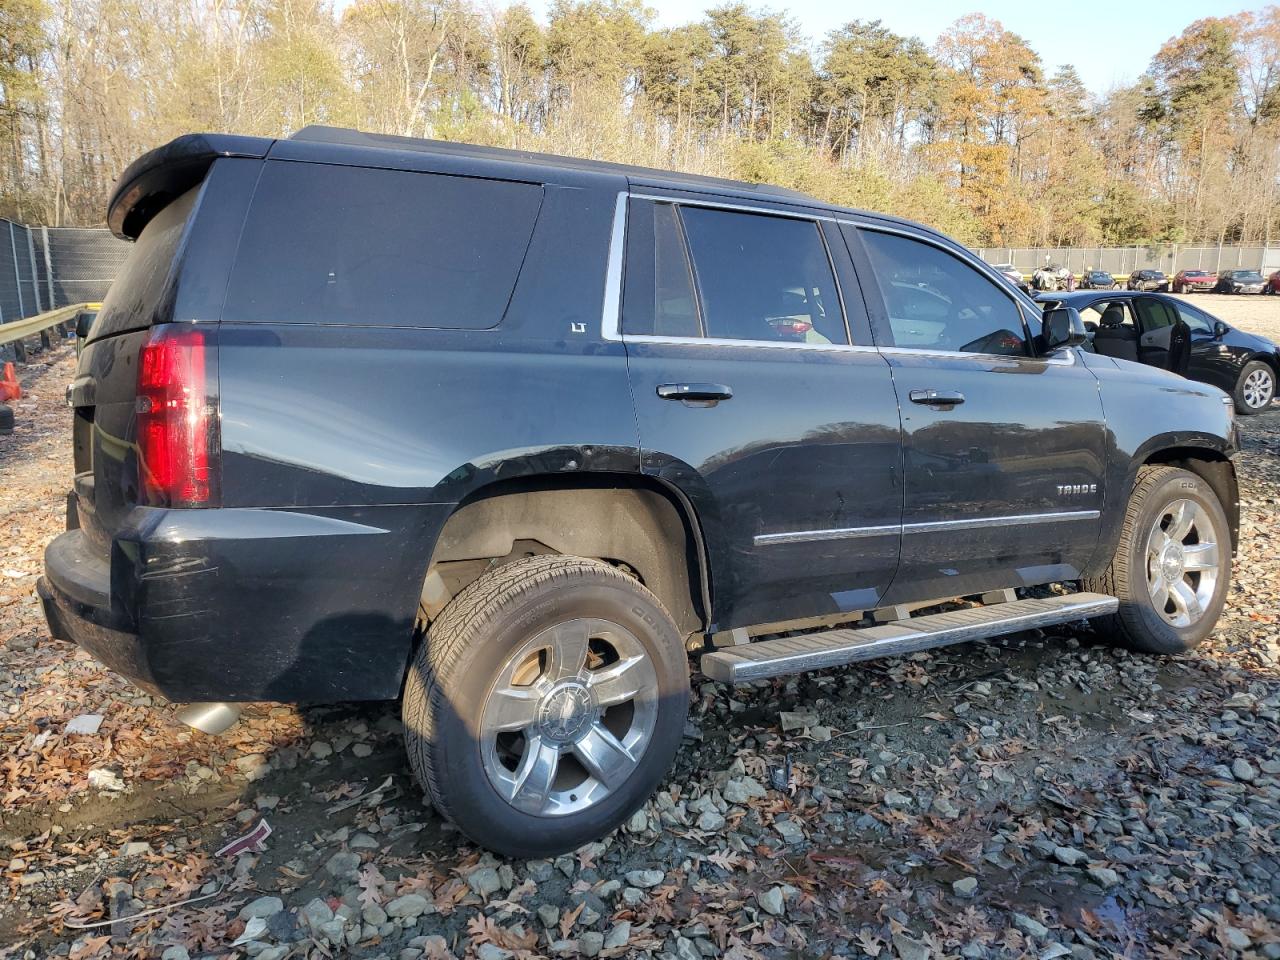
[41,128,1241,857]
[1127,269,1168,292]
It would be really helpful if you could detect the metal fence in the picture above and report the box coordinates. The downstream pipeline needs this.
[977,244,1280,277]
[0,217,130,324]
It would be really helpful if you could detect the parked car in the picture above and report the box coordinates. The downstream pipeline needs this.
[1267,270,1280,294]
[1172,270,1217,293]
[1127,269,1168,292]
[987,262,1030,293]
[41,128,1241,858]
[1037,290,1278,414]
[1079,269,1117,290]
[1215,269,1266,294]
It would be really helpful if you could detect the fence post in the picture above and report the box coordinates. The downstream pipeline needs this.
[41,226,54,308]
[9,221,25,318]
[25,226,42,314]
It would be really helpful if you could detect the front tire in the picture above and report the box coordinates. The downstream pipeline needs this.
[402,555,690,858]
[1234,360,1275,414]
[1084,466,1230,654]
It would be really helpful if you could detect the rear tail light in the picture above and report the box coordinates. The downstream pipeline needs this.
[136,326,219,507]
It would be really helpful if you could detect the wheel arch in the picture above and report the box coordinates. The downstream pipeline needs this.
[1139,445,1239,553]
[418,473,712,642]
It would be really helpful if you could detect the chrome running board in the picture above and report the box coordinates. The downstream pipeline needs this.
[699,593,1117,685]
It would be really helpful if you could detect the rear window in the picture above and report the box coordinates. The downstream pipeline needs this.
[223,161,542,329]
[88,185,200,342]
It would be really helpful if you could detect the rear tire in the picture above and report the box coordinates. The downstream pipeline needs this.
[1084,466,1230,654]
[1234,360,1275,415]
[402,555,690,858]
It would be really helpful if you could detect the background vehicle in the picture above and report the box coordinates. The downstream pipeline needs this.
[1173,269,1217,293]
[1127,269,1168,291]
[41,128,1241,858]
[1080,269,1117,290]
[987,262,1030,293]
[1039,290,1278,413]
[1215,269,1266,294]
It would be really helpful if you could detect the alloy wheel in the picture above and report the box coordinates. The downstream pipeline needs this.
[1242,367,1275,410]
[479,617,658,817]
[1145,499,1220,628]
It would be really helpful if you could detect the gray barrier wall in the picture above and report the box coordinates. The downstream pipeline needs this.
[0,218,131,323]
[977,244,1280,276]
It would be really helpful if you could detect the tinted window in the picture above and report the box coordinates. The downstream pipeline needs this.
[622,201,700,337]
[860,230,1027,355]
[1134,298,1177,330]
[225,161,542,329]
[679,207,847,345]
[1174,302,1213,334]
[90,185,200,342]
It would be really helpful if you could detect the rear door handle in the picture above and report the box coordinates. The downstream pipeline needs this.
[657,383,733,404]
[909,389,965,406]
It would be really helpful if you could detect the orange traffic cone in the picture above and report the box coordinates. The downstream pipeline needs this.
[0,362,21,402]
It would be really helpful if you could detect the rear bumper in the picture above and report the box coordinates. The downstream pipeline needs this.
[40,504,450,702]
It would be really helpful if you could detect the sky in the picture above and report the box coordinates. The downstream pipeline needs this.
[515,0,1268,96]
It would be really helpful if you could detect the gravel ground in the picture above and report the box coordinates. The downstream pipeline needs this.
[2,331,1280,960]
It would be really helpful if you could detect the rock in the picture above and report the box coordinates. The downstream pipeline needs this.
[723,777,766,805]
[477,944,512,960]
[1040,945,1072,960]
[953,876,978,898]
[537,904,560,927]
[892,931,931,960]
[673,936,700,960]
[1232,759,1257,782]
[621,886,644,906]
[1086,867,1120,888]
[87,768,126,792]
[1014,914,1050,939]
[256,948,289,960]
[779,709,818,732]
[580,932,604,957]
[318,918,347,943]
[1224,928,1252,950]
[624,808,650,833]
[309,741,333,759]
[931,796,961,819]
[326,850,361,880]
[239,896,285,921]
[883,790,913,809]
[1053,846,1088,866]
[697,810,725,831]
[604,922,631,949]
[300,898,334,928]
[122,841,152,857]
[362,902,387,925]
[65,714,103,735]
[386,894,431,920]
[161,948,190,960]
[758,887,785,916]
[467,866,502,898]
[625,869,665,889]
[774,818,805,844]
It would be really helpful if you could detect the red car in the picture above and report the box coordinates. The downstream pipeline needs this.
[1267,270,1280,294]
[1172,269,1217,293]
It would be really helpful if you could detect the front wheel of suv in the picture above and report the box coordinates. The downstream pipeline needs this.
[402,554,690,858]
[1234,360,1275,414]
[1084,466,1231,654]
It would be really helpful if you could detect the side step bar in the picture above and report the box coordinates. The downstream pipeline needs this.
[699,593,1117,684]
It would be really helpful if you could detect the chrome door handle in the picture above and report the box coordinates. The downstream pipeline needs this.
[909,389,965,406]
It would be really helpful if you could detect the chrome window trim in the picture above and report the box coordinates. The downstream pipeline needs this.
[755,509,1099,546]
[601,192,628,342]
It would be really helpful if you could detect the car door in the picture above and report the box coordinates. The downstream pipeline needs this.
[1133,296,1190,373]
[843,224,1107,605]
[1171,298,1244,394]
[613,194,903,631]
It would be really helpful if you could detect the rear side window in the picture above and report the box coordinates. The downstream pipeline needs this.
[859,229,1027,356]
[90,185,200,342]
[622,201,701,338]
[680,207,848,345]
[224,162,542,329]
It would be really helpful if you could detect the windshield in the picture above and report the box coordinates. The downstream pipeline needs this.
[1232,271,1263,281]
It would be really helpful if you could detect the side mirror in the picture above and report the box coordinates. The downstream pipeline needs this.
[1213,320,1229,340]
[1042,306,1088,352]
[75,311,96,340]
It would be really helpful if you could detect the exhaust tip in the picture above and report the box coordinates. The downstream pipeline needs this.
[176,702,242,735]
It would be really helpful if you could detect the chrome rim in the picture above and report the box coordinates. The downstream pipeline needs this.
[1242,368,1274,409]
[479,618,658,817]
[1145,499,1220,628]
